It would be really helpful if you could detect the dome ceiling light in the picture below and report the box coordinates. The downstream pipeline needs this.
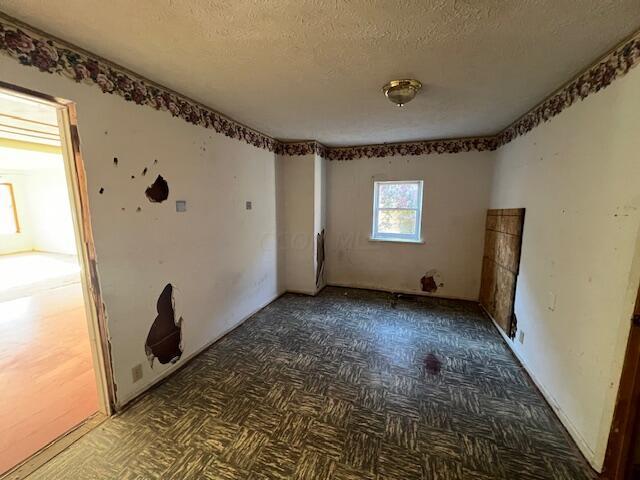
[382,79,422,107]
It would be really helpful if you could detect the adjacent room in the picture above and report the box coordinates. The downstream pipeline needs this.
[0,94,99,474]
[0,1,639,479]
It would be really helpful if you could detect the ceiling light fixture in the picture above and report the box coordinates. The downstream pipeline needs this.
[382,79,422,107]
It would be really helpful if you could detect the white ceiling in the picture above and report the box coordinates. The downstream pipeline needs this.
[0,91,61,146]
[0,0,638,146]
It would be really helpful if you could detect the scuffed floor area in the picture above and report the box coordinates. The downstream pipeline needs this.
[28,287,593,479]
[0,280,98,474]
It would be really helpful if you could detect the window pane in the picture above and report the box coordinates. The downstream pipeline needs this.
[378,182,419,209]
[377,209,416,235]
[0,185,18,234]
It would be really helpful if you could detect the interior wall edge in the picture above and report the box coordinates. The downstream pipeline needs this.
[487,64,640,471]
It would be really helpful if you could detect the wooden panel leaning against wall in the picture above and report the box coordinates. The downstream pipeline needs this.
[479,208,525,338]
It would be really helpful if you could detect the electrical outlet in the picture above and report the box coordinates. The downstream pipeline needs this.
[518,331,525,344]
[176,200,187,212]
[245,201,252,210]
[132,364,143,383]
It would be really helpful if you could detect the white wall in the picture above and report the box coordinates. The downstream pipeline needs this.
[0,146,76,256]
[276,153,316,294]
[1,55,280,406]
[326,151,494,300]
[27,166,77,255]
[0,172,33,254]
[3,29,638,468]
[314,153,327,291]
[489,66,640,470]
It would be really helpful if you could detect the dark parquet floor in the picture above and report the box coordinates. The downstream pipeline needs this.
[28,287,595,479]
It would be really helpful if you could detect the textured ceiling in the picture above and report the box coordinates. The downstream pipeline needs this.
[0,0,638,146]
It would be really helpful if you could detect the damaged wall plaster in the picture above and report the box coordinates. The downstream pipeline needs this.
[316,229,325,287]
[145,175,169,203]
[421,269,444,293]
[145,283,183,366]
[0,53,280,406]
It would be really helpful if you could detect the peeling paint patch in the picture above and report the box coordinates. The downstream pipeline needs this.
[145,283,183,367]
[424,353,441,375]
[510,313,518,340]
[316,229,325,287]
[421,269,444,293]
[145,175,169,203]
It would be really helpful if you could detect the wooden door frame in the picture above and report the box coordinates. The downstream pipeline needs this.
[0,80,116,415]
[602,283,640,479]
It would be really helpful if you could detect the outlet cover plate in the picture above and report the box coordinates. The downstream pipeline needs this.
[132,364,143,383]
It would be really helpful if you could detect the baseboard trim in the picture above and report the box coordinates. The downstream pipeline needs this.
[285,288,318,296]
[326,281,477,302]
[118,290,284,410]
[479,304,600,472]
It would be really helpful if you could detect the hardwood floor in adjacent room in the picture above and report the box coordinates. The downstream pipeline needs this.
[26,287,594,479]
[0,258,98,475]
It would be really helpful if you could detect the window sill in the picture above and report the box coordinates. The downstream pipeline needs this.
[369,237,425,245]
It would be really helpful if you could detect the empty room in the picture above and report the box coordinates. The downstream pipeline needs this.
[0,1,639,479]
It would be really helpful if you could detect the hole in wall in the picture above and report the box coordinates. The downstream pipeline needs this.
[316,229,325,287]
[421,269,444,293]
[145,175,169,203]
[145,283,183,367]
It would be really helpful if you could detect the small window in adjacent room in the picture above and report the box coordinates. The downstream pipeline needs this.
[372,180,423,242]
[0,183,19,234]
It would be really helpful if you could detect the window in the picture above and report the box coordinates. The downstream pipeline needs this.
[0,183,19,234]
[372,180,423,242]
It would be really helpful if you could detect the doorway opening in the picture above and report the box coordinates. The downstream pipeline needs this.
[0,84,113,477]
[603,281,640,480]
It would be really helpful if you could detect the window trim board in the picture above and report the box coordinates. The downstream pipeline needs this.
[371,180,424,243]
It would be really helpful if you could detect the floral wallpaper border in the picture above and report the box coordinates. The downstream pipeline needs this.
[495,29,640,148]
[324,136,498,161]
[0,14,638,160]
[0,16,279,152]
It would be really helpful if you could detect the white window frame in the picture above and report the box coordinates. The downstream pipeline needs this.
[371,180,424,243]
